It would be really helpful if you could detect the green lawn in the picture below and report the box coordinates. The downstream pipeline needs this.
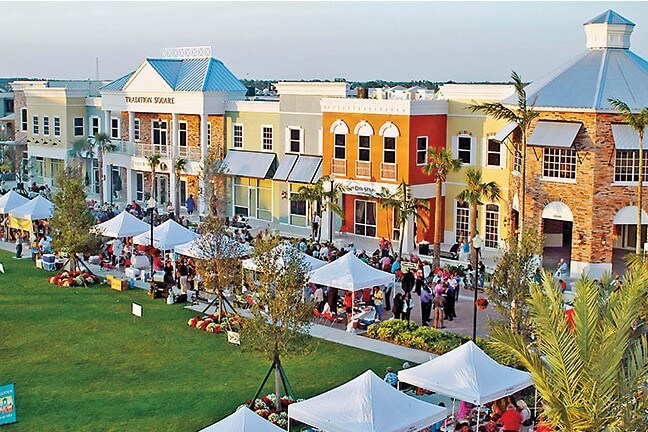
[0,251,401,431]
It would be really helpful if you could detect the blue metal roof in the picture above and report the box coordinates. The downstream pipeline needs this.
[100,72,134,91]
[584,10,634,26]
[147,59,184,89]
[146,57,246,92]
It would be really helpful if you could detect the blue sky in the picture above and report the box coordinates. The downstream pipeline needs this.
[3,1,648,83]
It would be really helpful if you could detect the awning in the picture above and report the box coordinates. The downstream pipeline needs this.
[222,150,276,179]
[613,206,648,225]
[493,121,518,142]
[0,113,15,122]
[273,154,298,181]
[611,124,647,150]
[542,201,573,222]
[288,155,322,184]
[528,121,582,147]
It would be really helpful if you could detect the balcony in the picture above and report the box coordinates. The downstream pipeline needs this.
[134,143,170,158]
[331,159,347,176]
[355,160,371,178]
[380,162,397,181]
[178,146,202,160]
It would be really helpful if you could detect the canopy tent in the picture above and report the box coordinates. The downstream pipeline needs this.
[198,406,285,432]
[0,191,29,214]
[174,235,253,259]
[398,341,533,405]
[288,370,447,432]
[132,219,198,250]
[91,210,150,238]
[241,242,326,274]
[8,195,54,230]
[308,252,395,291]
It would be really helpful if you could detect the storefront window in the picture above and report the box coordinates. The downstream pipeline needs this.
[355,200,376,237]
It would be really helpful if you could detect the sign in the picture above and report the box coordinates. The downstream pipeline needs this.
[338,179,397,197]
[131,303,142,318]
[227,331,240,345]
[0,384,16,425]
[125,96,175,105]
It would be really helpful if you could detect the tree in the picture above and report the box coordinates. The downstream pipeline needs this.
[469,71,538,239]
[200,154,228,216]
[242,236,313,411]
[487,231,543,341]
[608,99,648,255]
[145,153,162,202]
[290,175,347,241]
[456,168,501,264]
[378,181,429,257]
[422,148,462,267]
[491,267,648,432]
[68,133,116,204]
[173,157,187,215]
[50,167,100,273]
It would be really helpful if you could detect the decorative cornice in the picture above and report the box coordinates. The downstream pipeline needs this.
[320,98,447,116]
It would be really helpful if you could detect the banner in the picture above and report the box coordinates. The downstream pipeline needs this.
[0,383,16,425]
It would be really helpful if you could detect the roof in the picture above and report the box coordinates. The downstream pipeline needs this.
[222,150,276,178]
[584,9,634,26]
[100,72,134,91]
[527,121,582,148]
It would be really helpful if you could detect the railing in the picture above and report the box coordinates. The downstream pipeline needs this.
[355,160,371,178]
[178,146,202,160]
[380,162,397,181]
[110,140,132,154]
[134,143,170,158]
[331,159,347,176]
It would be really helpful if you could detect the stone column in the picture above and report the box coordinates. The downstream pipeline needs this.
[125,167,133,203]
[199,114,209,215]
[103,110,111,135]
[128,111,135,142]
[102,110,112,204]
[169,113,179,209]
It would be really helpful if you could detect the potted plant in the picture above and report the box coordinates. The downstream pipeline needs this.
[475,298,489,310]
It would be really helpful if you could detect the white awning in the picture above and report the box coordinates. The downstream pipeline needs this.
[222,150,276,179]
[528,121,582,148]
[288,155,322,184]
[611,124,647,150]
[493,121,518,142]
[273,153,298,181]
[613,206,648,225]
[542,201,573,222]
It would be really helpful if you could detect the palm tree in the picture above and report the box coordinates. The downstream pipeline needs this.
[69,133,116,202]
[490,267,648,432]
[173,157,187,215]
[608,98,648,254]
[456,168,501,264]
[145,153,162,203]
[422,148,462,267]
[378,181,429,257]
[469,70,538,239]
[290,175,347,241]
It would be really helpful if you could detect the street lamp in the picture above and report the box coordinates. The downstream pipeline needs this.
[147,196,156,283]
[109,164,114,206]
[471,231,484,341]
[328,174,336,244]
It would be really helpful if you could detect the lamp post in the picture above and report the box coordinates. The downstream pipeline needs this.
[328,174,336,244]
[471,232,483,342]
[147,196,156,283]
[109,164,114,206]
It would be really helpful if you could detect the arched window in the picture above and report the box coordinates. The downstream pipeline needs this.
[20,108,27,132]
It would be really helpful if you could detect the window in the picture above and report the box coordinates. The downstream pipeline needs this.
[35,157,44,176]
[178,121,187,147]
[355,200,377,237]
[457,136,472,164]
[289,128,301,153]
[32,116,39,135]
[262,126,273,150]
[542,148,576,180]
[53,117,61,137]
[135,172,144,201]
[207,122,211,147]
[416,137,428,165]
[110,117,120,139]
[4,99,13,113]
[92,160,100,194]
[614,150,648,182]
[455,201,470,243]
[257,179,272,220]
[513,142,522,172]
[51,159,64,187]
[73,117,84,136]
[21,108,27,132]
[334,134,346,159]
[358,135,371,161]
[392,207,401,241]
[134,118,141,141]
[42,116,50,136]
[485,204,499,248]
[383,137,396,163]
[90,117,100,136]
[234,177,250,217]
[486,139,501,167]
[152,120,168,147]
[290,192,307,225]
[233,124,243,148]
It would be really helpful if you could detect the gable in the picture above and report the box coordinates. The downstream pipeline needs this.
[122,61,174,92]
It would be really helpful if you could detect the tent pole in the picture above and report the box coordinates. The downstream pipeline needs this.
[475,404,481,431]
[287,418,290,432]
[534,387,538,419]
[452,398,456,421]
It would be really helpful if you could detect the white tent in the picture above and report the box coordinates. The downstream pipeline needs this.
[198,406,285,432]
[398,341,533,405]
[241,242,326,274]
[0,191,29,214]
[174,235,253,259]
[92,210,150,238]
[132,219,198,250]
[9,195,54,220]
[308,252,395,291]
[288,370,447,432]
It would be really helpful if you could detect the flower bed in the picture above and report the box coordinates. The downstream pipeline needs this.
[48,271,100,287]
[187,313,244,334]
[241,393,299,429]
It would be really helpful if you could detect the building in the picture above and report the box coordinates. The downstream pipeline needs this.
[503,10,648,277]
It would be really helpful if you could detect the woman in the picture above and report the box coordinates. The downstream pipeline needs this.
[517,400,532,432]
[343,292,353,324]
[402,292,413,321]
[392,293,404,320]
[373,287,384,319]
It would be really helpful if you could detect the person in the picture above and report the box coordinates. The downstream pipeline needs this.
[610,273,622,290]
[430,402,446,432]
[444,284,456,321]
[432,291,446,329]
[112,238,124,266]
[420,287,432,325]
[373,286,384,319]
[391,257,401,274]
[456,422,470,432]
[500,403,523,432]
[555,258,568,279]
[343,291,353,323]
[457,400,473,420]
[558,279,567,292]
[313,286,325,312]
[460,237,470,262]
[486,413,501,432]
[384,366,398,387]
[186,195,195,215]
[311,211,320,239]
[177,259,189,293]
[392,293,404,320]
[402,270,415,294]
[517,400,533,432]
[38,234,52,254]
[15,232,23,259]
[402,291,413,321]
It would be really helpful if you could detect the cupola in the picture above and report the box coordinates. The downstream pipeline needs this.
[584,10,635,49]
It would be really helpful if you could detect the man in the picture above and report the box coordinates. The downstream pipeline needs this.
[313,285,325,312]
[500,403,523,432]
[311,211,320,239]
[383,367,398,387]
[432,291,446,329]
[186,194,195,215]
[556,258,568,279]
[420,287,432,325]
[38,234,53,254]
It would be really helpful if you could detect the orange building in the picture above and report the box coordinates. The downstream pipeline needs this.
[320,97,448,249]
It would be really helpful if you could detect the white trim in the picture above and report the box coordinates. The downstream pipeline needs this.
[32,115,39,135]
[286,126,304,154]
[233,123,244,148]
[53,116,61,137]
[42,115,50,136]
[260,124,274,151]
[354,120,374,136]
[90,116,101,137]
[378,121,400,138]
[358,134,371,162]
[110,116,121,140]
[539,177,577,184]
[178,120,188,147]
[133,117,141,141]
[20,108,28,132]
[542,201,573,222]
[73,117,84,137]
[330,119,350,135]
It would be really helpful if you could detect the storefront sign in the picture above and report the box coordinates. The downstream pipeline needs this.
[125,96,175,104]
[0,384,16,425]
[338,179,397,197]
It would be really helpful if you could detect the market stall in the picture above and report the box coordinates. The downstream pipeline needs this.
[0,191,29,214]
[132,218,198,250]
[241,242,326,274]
[175,235,253,260]
[308,252,394,291]
[8,195,54,231]
[288,370,447,432]
[91,210,150,238]
[199,406,285,432]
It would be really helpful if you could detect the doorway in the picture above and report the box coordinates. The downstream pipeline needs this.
[153,174,168,205]
[542,201,574,273]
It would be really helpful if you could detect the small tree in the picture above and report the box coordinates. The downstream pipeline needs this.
[145,153,162,202]
[173,157,187,215]
[200,155,228,216]
[290,175,347,242]
[50,167,100,273]
[68,133,116,204]
[422,148,462,267]
[243,236,313,411]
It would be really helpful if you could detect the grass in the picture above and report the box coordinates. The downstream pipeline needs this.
[0,251,402,431]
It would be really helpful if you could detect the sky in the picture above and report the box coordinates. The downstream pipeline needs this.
[2,1,648,84]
